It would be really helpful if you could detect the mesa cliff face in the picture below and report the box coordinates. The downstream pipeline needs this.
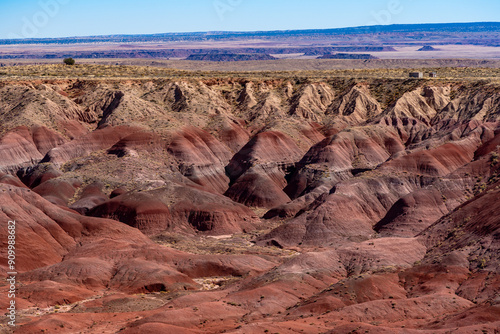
[1,77,499,333]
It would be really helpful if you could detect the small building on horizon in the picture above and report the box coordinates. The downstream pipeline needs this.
[429,72,438,78]
[409,72,423,78]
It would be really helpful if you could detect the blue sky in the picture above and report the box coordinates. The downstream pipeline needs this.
[1,0,499,39]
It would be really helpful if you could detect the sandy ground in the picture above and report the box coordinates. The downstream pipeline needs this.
[1,59,500,73]
[366,45,500,59]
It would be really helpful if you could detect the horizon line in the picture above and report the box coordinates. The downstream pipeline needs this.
[1,21,499,42]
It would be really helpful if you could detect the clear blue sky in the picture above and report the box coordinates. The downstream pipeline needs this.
[1,0,499,39]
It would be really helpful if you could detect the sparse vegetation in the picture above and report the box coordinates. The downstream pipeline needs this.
[0,63,499,81]
[491,152,499,166]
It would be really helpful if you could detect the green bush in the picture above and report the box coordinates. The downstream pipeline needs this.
[63,57,75,65]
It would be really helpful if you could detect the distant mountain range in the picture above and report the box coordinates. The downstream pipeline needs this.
[1,22,499,45]
[1,22,498,61]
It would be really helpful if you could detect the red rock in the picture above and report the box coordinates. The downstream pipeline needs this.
[92,181,259,235]
[0,185,78,272]
[171,198,257,235]
[218,119,251,153]
[41,125,142,166]
[299,122,326,143]
[1,79,499,333]
[121,323,203,334]
[323,293,473,326]
[264,187,329,219]
[31,125,66,155]
[380,137,480,176]
[14,312,138,334]
[0,284,35,311]
[0,185,211,305]
[425,304,500,331]
[110,186,128,198]
[336,238,427,275]
[227,131,303,181]
[260,193,379,246]
[69,182,108,214]
[0,172,27,188]
[108,131,164,157]
[175,253,275,278]
[400,261,470,298]
[218,252,343,321]
[224,131,305,208]
[457,272,500,304]
[128,301,247,330]
[299,126,404,171]
[18,280,95,307]
[474,129,500,158]
[342,273,407,303]
[0,183,162,275]
[291,273,405,316]
[375,189,451,237]
[32,178,80,207]
[224,167,291,208]
[108,259,196,293]
[57,119,88,139]
[285,126,404,199]
[0,126,43,172]
[168,126,233,193]
[16,163,63,188]
[418,179,500,273]
[89,192,173,234]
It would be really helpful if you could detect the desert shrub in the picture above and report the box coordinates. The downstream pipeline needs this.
[491,152,499,166]
[63,57,75,65]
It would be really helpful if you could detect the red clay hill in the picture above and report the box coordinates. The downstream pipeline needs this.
[0,77,499,333]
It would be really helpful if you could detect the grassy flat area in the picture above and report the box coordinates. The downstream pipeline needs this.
[1,59,500,81]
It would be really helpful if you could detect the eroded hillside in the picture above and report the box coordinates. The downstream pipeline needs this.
[0,75,499,333]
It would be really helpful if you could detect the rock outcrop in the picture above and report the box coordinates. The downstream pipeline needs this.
[1,77,499,334]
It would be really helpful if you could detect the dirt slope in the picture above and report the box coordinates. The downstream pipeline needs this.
[0,76,499,333]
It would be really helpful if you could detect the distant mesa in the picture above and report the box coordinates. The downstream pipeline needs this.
[418,45,439,51]
[304,46,396,55]
[318,53,379,60]
[185,53,276,61]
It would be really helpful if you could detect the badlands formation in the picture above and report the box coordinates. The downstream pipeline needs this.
[0,75,499,333]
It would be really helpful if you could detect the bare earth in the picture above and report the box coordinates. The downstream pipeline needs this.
[0,63,499,333]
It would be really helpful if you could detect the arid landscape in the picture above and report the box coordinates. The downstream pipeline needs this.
[0,59,499,333]
[1,22,500,63]
[0,12,499,334]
